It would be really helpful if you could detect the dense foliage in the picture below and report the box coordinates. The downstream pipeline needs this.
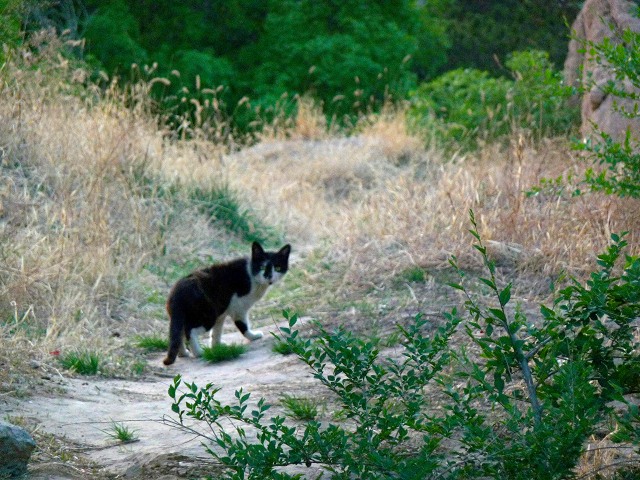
[58,0,451,126]
[11,0,583,133]
[0,0,24,63]
[408,50,578,148]
[441,0,583,75]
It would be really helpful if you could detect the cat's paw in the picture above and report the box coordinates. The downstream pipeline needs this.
[246,330,263,341]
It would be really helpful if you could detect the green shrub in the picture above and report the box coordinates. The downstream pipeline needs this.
[572,28,640,199]
[167,213,639,479]
[0,0,24,63]
[82,1,148,73]
[409,67,512,145]
[409,49,577,149]
[507,50,578,136]
[440,1,582,76]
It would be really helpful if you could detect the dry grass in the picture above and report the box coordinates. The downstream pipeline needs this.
[575,435,640,479]
[0,34,637,347]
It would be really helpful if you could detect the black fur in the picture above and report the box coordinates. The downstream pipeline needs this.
[163,242,290,365]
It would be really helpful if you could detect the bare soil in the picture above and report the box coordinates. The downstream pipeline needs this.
[1,323,324,479]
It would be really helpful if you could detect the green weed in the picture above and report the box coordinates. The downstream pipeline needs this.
[190,184,277,245]
[145,290,165,305]
[144,257,209,284]
[130,360,147,376]
[59,351,100,375]
[135,335,169,352]
[400,266,427,283]
[104,421,138,443]
[272,339,294,355]
[280,394,319,421]
[201,343,247,363]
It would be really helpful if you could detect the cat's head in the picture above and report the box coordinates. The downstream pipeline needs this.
[250,242,291,286]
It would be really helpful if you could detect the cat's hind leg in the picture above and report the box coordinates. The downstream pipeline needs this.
[164,308,189,366]
[178,338,189,357]
[187,326,206,357]
[234,314,263,342]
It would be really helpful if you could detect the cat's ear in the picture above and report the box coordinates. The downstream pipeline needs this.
[278,244,291,259]
[252,241,265,258]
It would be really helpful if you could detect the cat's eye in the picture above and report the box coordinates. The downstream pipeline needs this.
[274,266,282,272]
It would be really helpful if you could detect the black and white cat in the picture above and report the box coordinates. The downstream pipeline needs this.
[163,242,291,366]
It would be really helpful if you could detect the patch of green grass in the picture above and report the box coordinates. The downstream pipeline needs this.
[145,289,165,305]
[135,335,169,352]
[59,350,100,375]
[380,330,404,347]
[130,360,147,376]
[190,183,278,245]
[400,266,427,283]
[272,339,294,355]
[201,343,247,363]
[1,307,46,339]
[280,394,320,421]
[103,421,138,443]
[144,257,210,284]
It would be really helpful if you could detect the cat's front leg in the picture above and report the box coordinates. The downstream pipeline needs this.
[234,314,263,342]
[210,318,225,347]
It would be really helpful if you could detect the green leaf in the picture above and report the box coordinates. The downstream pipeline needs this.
[499,284,512,306]
[488,308,507,323]
[479,277,496,290]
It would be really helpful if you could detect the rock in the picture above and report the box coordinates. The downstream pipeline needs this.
[0,421,36,478]
[564,0,640,142]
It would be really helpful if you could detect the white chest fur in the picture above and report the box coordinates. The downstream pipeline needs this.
[224,281,269,320]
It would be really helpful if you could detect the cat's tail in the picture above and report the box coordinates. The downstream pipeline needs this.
[163,302,184,366]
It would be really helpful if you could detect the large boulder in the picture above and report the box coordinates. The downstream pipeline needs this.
[0,421,36,478]
[564,0,640,141]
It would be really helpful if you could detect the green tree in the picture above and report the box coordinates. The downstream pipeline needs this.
[0,0,25,62]
[249,0,450,119]
[441,0,582,75]
[83,0,147,73]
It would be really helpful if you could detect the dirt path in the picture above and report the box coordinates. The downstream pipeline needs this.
[1,321,320,479]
